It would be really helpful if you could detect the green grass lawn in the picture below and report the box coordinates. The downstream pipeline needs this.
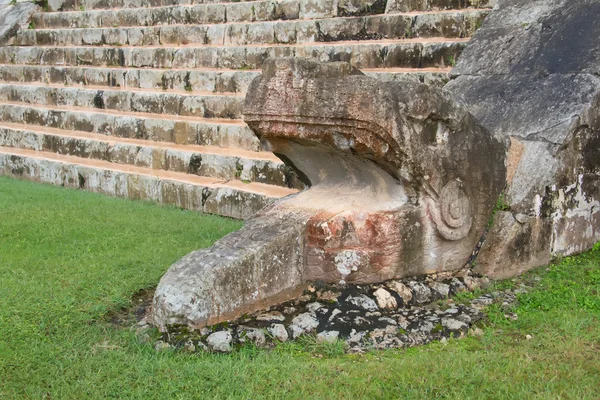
[1,176,599,399]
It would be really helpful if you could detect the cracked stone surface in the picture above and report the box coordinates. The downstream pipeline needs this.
[446,0,600,278]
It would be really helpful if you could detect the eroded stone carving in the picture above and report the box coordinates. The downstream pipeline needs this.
[152,58,506,330]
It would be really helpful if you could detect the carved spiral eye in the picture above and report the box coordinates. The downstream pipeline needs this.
[430,181,472,241]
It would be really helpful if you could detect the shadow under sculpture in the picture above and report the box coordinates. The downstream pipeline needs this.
[152,58,506,330]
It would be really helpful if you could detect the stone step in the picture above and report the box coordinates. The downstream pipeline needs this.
[0,64,261,93]
[0,82,245,119]
[0,64,452,92]
[0,101,260,150]
[37,0,280,28]
[0,122,303,188]
[49,0,263,13]
[386,0,494,13]
[28,9,488,44]
[18,11,487,47]
[0,38,469,70]
[0,145,296,219]
[363,67,451,86]
[47,0,493,14]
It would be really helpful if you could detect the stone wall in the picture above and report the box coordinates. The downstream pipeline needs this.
[446,0,600,277]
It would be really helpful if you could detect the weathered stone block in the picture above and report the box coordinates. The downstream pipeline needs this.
[446,0,600,276]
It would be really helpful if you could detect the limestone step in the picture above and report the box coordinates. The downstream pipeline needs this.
[49,0,263,13]
[23,10,488,47]
[386,0,494,13]
[0,101,260,150]
[48,0,493,14]
[0,64,260,92]
[363,67,451,86]
[0,122,303,188]
[0,64,452,92]
[0,38,469,70]
[0,146,296,218]
[37,0,280,28]
[0,82,245,119]
[17,11,487,48]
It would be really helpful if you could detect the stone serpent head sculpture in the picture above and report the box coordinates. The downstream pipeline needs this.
[152,58,506,330]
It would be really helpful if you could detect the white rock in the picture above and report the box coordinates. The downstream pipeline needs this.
[347,294,379,311]
[207,330,233,353]
[378,316,397,326]
[365,311,381,317]
[525,334,533,340]
[407,281,432,304]
[386,280,413,304]
[353,316,370,326]
[268,324,289,342]
[441,318,468,332]
[306,302,324,313]
[328,308,342,321]
[238,326,266,347]
[373,288,398,309]
[346,329,366,345]
[429,281,450,298]
[316,331,339,344]
[290,312,319,339]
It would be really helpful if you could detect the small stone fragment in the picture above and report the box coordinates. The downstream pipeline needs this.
[295,294,313,304]
[256,311,285,322]
[449,278,467,294]
[346,294,378,311]
[268,324,289,342]
[306,302,324,313]
[289,312,319,339]
[317,290,340,302]
[378,317,397,326]
[463,275,480,291]
[373,288,398,310]
[525,334,533,340]
[441,318,468,333]
[386,280,413,304]
[283,306,297,315]
[207,330,233,353]
[353,316,370,326]
[183,340,196,353]
[316,331,340,344]
[154,340,172,352]
[429,281,450,298]
[504,312,518,321]
[238,326,266,347]
[407,281,431,304]
[346,329,366,345]
[328,308,342,321]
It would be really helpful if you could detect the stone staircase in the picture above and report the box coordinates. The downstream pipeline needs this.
[0,0,492,219]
